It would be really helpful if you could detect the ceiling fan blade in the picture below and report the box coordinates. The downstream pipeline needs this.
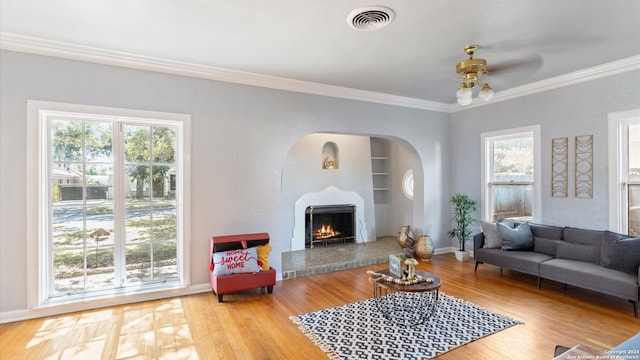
[448,44,544,90]
[477,34,602,53]
[484,54,544,90]
[487,54,543,75]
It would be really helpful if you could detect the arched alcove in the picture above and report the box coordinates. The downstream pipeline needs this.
[322,141,339,169]
[280,132,424,254]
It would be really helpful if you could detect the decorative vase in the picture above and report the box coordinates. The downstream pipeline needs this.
[415,235,434,261]
[398,225,412,248]
[403,236,415,259]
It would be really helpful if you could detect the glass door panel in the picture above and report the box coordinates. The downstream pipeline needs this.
[629,184,640,237]
[122,125,177,286]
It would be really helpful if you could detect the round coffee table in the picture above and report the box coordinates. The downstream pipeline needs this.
[369,269,442,325]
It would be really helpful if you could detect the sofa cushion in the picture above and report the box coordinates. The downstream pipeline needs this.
[529,223,564,240]
[533,237,558,256]
[555,241,600,263]
[540,258,638,300]
[499,222,534,251]
[525,223,562,256]
[474,247,552,276]
[599,231,640,275]
[212,247,261,276]
[563,227,603,246]
[481,220,513,248]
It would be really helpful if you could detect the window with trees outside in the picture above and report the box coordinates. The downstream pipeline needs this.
[628,122,640,236]
[609,111,640,237]
[32,103,190,306]
[482,126,540,222]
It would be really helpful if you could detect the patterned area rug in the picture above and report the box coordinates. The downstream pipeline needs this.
[290,292,523,360]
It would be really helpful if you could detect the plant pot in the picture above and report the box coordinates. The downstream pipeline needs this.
[415,235,434,261]
[454,250,470,262]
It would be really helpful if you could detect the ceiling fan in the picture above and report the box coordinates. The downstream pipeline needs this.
[455,45,493,105]
[454,44,544,105]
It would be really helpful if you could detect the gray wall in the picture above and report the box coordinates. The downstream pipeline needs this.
[4,48,635,318]
[0,50,451,316]
[450,70,640,232]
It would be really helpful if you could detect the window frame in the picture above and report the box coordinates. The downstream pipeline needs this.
[27,101,191,310]
[481,125,541,222]
[402,169,414,200]
[608,109,640,234]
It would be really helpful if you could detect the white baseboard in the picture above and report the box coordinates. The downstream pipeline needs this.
[435,247,457,255]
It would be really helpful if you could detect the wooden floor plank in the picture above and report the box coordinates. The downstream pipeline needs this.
[1,253,638,360]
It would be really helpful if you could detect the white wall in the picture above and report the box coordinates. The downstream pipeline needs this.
[450,70,640,240]
[280,134,425,241]
[0,50,451,318]
[281,133,375,250]
[388,139,424,235]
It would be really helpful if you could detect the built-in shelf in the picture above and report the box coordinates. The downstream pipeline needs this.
[370,137,391,204]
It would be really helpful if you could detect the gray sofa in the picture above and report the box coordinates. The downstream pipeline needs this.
[473,222,640,317]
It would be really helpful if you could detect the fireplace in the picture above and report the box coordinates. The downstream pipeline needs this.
[305,204,356,248]
[291,186,367,251]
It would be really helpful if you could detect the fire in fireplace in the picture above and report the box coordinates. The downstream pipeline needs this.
[305,204,356,248]
[314,224,340,239]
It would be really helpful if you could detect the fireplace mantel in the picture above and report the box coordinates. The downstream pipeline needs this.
[291,186,367,251]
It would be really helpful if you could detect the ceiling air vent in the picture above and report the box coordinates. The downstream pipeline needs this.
[347,6,396,31]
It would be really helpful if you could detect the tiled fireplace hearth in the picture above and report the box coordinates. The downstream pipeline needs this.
[281,235,402,279]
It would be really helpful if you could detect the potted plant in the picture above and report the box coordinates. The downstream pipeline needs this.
[447,193,478,261]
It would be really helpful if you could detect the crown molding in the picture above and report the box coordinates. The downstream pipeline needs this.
[0,32,450,113]
[2,32,637,114]
[450,54,640,112]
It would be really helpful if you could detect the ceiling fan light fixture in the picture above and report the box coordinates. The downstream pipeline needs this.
[478,83,494,101]
[457,95,473,106]
[456,85,472,100]
[454,44,493,105]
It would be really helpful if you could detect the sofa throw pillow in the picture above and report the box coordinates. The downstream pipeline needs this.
[499,222,533,251]
[599,231,640,275]
[480,220,501,248]
[555,241,600,263]
[257,244,272,270]
[212,247,261,276]
[481,220,514,248]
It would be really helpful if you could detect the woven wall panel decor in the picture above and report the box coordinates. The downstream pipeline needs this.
[552,137,568,197]
[575,135,593,199]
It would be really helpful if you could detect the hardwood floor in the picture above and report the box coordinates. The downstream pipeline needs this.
[1,254,638,359]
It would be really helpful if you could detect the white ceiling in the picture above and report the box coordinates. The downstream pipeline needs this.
[1,0,639,108]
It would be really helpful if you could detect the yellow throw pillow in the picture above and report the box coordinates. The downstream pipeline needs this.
[257,244,271,270]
